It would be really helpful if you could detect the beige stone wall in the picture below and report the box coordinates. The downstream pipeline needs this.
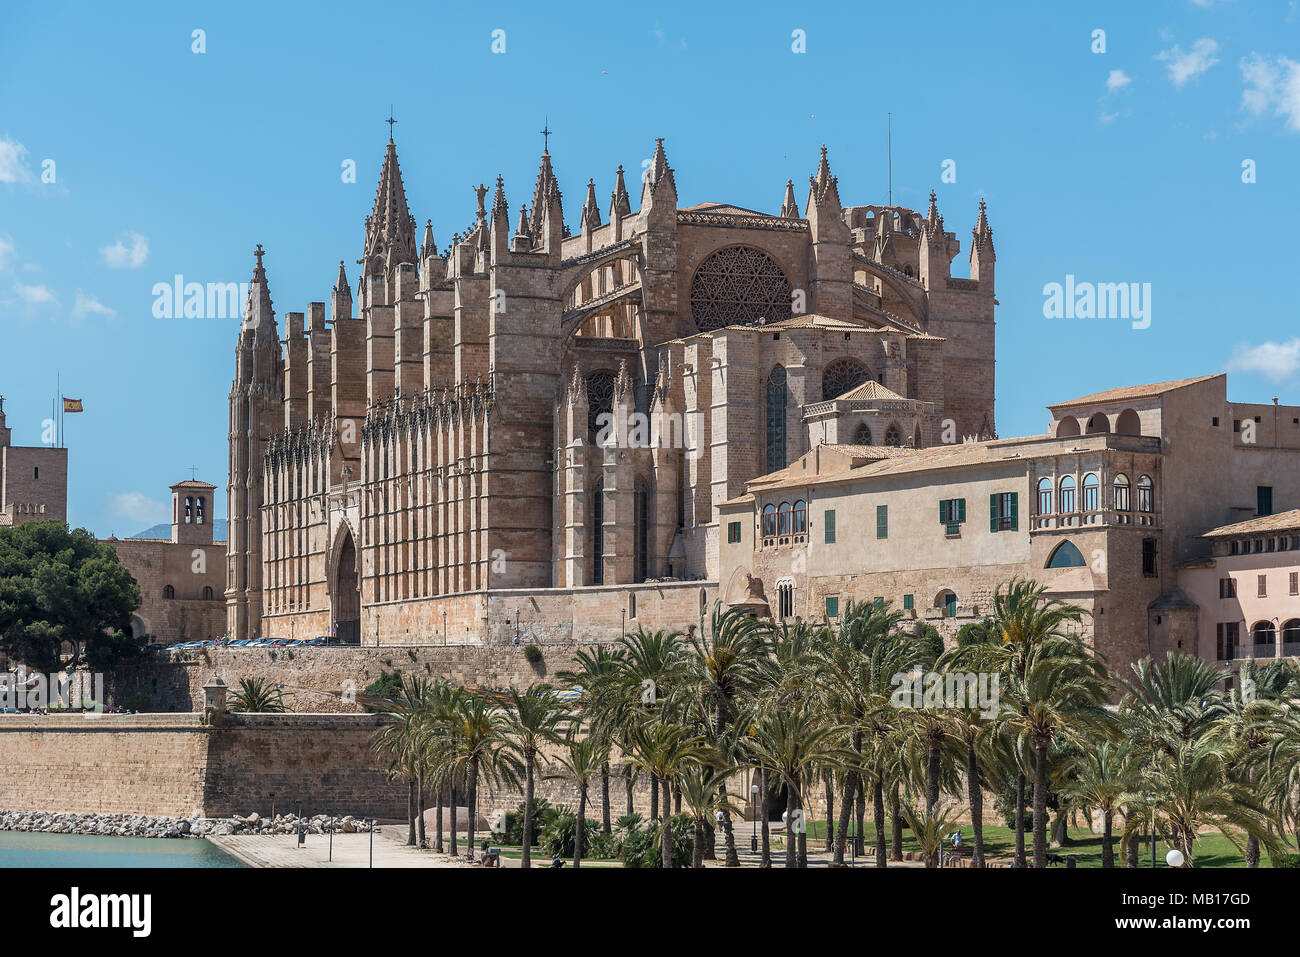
[105,538,227,642]
[0,444,67,526]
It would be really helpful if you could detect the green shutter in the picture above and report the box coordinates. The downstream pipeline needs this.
[825,509,836,544]
[1009,491,1018,531]
[825,596,839,619]
[990,493,999,533]
[939,500,948,524]
[903,593,914,610]
[957,498,966,523]
[877,504,888,539]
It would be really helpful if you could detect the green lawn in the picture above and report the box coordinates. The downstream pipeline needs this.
[794,818,1299,868]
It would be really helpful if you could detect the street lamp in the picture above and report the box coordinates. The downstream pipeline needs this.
[369,818,375,868]
[750,783,759,853]
[621,608,626,640]
[327,807,333,862]
[1149,797,1157,869]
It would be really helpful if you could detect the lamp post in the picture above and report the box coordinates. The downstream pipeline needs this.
[270,792,275,821]
[369,818,375,868]
[443,610,447,646]
[327,807,333,862]
[750,782,759,854]
[1149,797,1157,869]
[621,608,626,640]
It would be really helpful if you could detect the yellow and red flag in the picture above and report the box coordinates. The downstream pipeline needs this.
[62,397,83,413]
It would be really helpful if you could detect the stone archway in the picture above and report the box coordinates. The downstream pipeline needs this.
[329,524,361,644]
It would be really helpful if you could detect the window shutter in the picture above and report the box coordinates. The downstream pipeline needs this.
[1009,492,1018,531]
[939,501,948,524]
[957,498,966,523]
[876,504,888,539]
[825,509,836,544]
[989,494,999,533]
[1216,623,1224,660]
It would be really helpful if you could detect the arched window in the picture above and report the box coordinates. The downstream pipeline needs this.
[766,366,787,472]
[634,479,649,583]
[884,423,902,447]
[1082,473,1099,512]
[1116,408,1141,436]
[1137,475,1154,513]
[1037,477,1053,515]
[853,423,873,446]
[792,500,807,535]
[592,479,605,585]
[1055,416,1080,437]
[1252,620,1276,650]
[822,357,870,401]
[163,585,175,600]
[1113,473,1131,511]
[936,590,957,618]
[1283,619,1300,652]
[1086,413,1110,434]
[202,585,214,600]
[1059,475,1076,514]
[586,370,617,438]
[196,497,206,524]
[1047,540,1087,568]
[761,503,777,537]
[689,245,794,332]
[777,502,792,536]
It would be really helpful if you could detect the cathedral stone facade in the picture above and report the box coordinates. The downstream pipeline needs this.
[225,135,996,643]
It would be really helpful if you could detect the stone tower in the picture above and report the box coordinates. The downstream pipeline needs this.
[225,245,282,639]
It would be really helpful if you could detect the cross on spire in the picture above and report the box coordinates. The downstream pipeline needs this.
[386,106,397,140]
[540,118,552,152]
[254,243,264,268]
[189,465,199,481]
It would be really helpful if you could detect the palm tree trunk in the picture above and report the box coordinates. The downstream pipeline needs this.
[1033,740,1049,868]
[649,771,659,820]
[760,768,771,868]
[832,768,857,865]
[1245,833,1260,868]
[1014,769,1026,868]
[715,780,738,866]
[966,743,984,868]
[673,781,681,816]
[1124,823,1138,868]
[661,777,671,824]
[926,741,941,814]
[661,803,673,868]
[406,779,416,846]
[435,784,444,853]
[521,753,535,869]
[795,773,807,868]
[855,780,865,855]
[1101,809,1114,868]
[466,756,478,862]
[824,775,835,852]
[889,780,903,861]
[692,819,705,868]
[575,784,587,869]
[703,819,717,860]
[601,762,612,834]
[449,783,458,856]
[624,764,634,817]
[873,776,887,867]
[784,784,797,869]
[416,771,426,847]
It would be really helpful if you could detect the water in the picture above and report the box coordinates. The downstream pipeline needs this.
[0,831,246,867]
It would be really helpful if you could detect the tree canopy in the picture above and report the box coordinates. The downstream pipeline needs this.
[0,520,142,673]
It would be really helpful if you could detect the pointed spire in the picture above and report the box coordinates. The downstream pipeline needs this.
[243,244,277,341]
[492,176,509,219]
[334,259,350,295]
[515,204,530,239]
[973,198,994,255]
[808,144,840,209]
[567,362,586,405]
[529,148,562,239]
[610,164,631,220]
[927,190,939,222]
[614,358,634,400]
[421,219,437,260]
[363,138,417,268]
[581,178,602,231]
[647,138,676,195]
[780,179,799,218]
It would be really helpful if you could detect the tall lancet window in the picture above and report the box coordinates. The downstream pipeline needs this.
[634,478,649,583]
[592,479,605,586]
[766,365,787,473]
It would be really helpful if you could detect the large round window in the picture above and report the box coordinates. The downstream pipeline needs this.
[689,246,793,333]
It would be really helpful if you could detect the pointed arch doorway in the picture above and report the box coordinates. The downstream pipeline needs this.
[330,524,361,644]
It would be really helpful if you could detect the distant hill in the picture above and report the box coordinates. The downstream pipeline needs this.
[128,519,227,541]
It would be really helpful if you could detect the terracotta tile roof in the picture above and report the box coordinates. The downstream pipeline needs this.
[718,492,755,508]
[1048,375,1221,409]
[678,202,770,217]
[832,381,907,402]
[1201,509,1300,538]
[766,314,867,330]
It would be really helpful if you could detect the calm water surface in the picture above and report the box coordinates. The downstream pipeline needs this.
[0,831,245,867]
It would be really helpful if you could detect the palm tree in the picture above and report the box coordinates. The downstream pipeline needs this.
[624,718,714,867]
[375,706,422,845]
[556,644,626,834]
[1058,740,1132,867]
[995,635,1114,867]
[502,684,565,868]
[228,677,289,712]
[901,801,963,868]
[446,690,517,862]
[685,603,768,866]
[678,767,742,867]
[546,725,609,868]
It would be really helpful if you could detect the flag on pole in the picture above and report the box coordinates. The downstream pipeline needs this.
[62,398,83,413]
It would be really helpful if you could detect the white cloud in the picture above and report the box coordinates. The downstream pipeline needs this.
[0,135,34,184]
[14,281,55,304]
[0,235,13,270]
[1106,69,1133,92]
[1225,338,1300,381]
[100,231,149,269]
[72,290,115,318]
[1157,38,1220,87]
[108,491,170,528]
[1240,54,1300,131]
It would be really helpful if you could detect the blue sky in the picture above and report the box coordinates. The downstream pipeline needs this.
[1,0,1298,536]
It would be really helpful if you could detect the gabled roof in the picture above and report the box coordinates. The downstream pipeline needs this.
[678,202,772,217]
[1048,375,1221,409]
[833,380,907,402]
[1201,508,1300,538]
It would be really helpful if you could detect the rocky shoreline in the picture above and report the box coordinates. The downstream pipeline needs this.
[0,810,378,839]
